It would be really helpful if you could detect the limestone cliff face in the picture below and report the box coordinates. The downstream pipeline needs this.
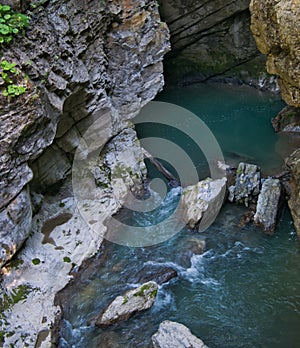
[285,149,300,238]
[250,0,300,237]
[250,0,300,107]
[158,0,268,85]
[0,0,170,266]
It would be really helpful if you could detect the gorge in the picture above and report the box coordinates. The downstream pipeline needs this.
[0,0,299,347]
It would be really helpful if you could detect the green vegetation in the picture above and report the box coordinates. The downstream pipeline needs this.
[32,258,41,265]
[133,283,152,297]
[0,284,35,343]
[0,59,27,97]
[63,256,71,263]
[0,284,32,313]
[123,284,157,304]
[0,4,29,45]
[236,166,243,175]
[29,0,48,10]
[150,289,158,298]
[0,4,30,99]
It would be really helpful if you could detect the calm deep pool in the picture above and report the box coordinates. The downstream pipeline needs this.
[59,84,300,348]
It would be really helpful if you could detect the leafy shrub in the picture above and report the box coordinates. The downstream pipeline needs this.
[0,59,27,97]
[0,4,29,45]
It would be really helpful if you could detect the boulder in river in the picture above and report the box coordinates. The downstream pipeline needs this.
[152,320,208,348]
[181,177,227,231]
[136,266,177,285]
[95,281,158,326]
[228,162,261,207]
[254,178,281,234]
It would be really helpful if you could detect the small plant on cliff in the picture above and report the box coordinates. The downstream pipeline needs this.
[0,59,27,97]
[0,4,29,45]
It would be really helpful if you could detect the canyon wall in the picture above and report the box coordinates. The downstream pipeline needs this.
[250,0,300,107]
[158,0,269,86]
[0,0,169,266]
[250,0,300,237]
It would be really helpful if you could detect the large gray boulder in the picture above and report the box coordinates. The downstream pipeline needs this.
[152,320,208,348]
[96,281,158,326]
[254,178,281,234]
[229,162,261,206]
[181,177,227,231]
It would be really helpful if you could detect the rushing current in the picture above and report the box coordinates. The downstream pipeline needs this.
[58,83,300,348]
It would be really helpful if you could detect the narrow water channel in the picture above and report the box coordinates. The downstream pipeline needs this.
[58,83,300,348]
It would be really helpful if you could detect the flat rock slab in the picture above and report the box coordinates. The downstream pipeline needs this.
[254,178,281,234]
[152,320,208,348]
[96,281,158,326]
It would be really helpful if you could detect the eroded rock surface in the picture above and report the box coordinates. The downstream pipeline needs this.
[0,188,32,265]
[96,281,158,326]
[250,0,300,106]
[0,124,149,346]
[159,0,270,86]
[0,0,170,345]
[152,320,208,348]
[229,162,261,206]
[0,0,169,266]
[272,106,300,133]
[254,178,281,234]
[285,149,300,238]
[95,127,147,198]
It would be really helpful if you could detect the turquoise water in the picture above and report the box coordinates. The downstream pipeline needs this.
[155,83,287,175]
[58,84,300,347]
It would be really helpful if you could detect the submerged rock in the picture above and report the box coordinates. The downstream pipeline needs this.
[152,320,208,348]
[176,237,206,268]
[136,266,177,285]
[254,178,281,234]
[95,281,158,326]
[285,149,300,238]
[181,177,227,231]
[93,331,123,348]
[228,162,261,206]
